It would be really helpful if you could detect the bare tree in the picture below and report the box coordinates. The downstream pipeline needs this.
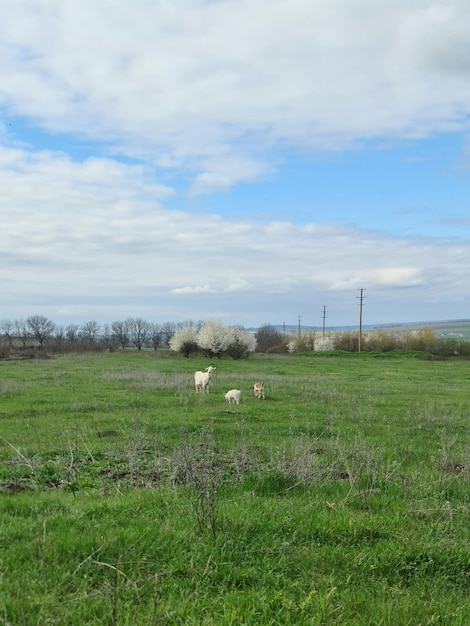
[26,315,55,348]
[102,323,114,349]
[148,323,163,350]
[14,319,29,347]
[255,324,283,353]
[177,319,203,331]
[65,324,80,342]
[127,318,151,351]
[160,321,176,348]
[54,326,65,340]
[111,320,130,350]
[0,319,14,347]
[81,320,101,344]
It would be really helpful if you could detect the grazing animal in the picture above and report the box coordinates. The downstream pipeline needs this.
[224,389,241,405]
[194,365,216,393]
[253,382,265,399]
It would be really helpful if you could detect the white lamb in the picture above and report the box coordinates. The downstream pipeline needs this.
[224,389,241,405]
[194,365,216,393]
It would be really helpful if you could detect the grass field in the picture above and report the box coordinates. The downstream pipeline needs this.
[1,351,469,625]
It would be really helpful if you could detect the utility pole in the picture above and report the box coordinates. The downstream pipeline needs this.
[357,288,366,352]
[322,305,327,338]
[298,315,301,339]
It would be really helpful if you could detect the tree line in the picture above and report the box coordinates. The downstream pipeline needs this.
[0,316,261,359]
[0,316,178,354]
[1,316,469,359]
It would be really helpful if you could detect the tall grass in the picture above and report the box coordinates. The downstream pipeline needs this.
[0,351,469,624]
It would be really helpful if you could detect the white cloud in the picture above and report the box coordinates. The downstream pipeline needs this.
[2,1,470,189]
[189,154,272,195]
[0,145,469,326]
[172,285,216,295]
[1,2,470,326]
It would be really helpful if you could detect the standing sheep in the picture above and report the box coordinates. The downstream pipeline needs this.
[224,389,241,405]
[194,365,216,393]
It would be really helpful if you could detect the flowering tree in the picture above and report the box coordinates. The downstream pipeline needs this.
[196,320,233,358]
[225,326,257,359]
[169,326,199,357]
[287,340,297,354]
[314,337,335,351]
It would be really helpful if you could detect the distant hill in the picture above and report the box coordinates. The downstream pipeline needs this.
[368,319,470,340]
[247,319,470,340]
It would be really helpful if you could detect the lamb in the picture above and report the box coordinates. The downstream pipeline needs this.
[194,365,216,393]
[224,389,241,405]
[253,382,265,399]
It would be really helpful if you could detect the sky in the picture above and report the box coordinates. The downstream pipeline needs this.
[1,0,470,331]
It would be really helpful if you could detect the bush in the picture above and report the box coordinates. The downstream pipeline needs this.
[365,330,397,353]
[255,324,283,353]
[399,329,440,353]
[333,331,359,352]
[314,337,335,351]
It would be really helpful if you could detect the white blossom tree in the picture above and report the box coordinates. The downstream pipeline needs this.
[169,326,199,357]
[287,340,297,354]
[196,320,233,358]
[225,326,257,359]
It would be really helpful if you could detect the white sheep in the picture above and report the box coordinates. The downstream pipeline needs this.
[224,389,241,405]
[253,382,265,399]
[194,365,216,393]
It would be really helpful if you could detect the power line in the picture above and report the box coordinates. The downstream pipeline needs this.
[322,305,327,338]
[357,288,366,352]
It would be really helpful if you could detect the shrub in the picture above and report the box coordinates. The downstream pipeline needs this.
[333,331,359,352]
[399,329,439,353]
[365,329,397,353]
[314,336,335,351]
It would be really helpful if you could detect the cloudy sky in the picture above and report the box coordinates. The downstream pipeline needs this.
[1,0,470,330]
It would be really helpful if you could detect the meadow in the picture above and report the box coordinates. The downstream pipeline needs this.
[0,350,469,625]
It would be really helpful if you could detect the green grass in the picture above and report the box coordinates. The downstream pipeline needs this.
[1,351,469,624]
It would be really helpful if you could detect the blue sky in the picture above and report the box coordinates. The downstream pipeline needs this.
[1,1,470,330]
[195,137,467,236]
